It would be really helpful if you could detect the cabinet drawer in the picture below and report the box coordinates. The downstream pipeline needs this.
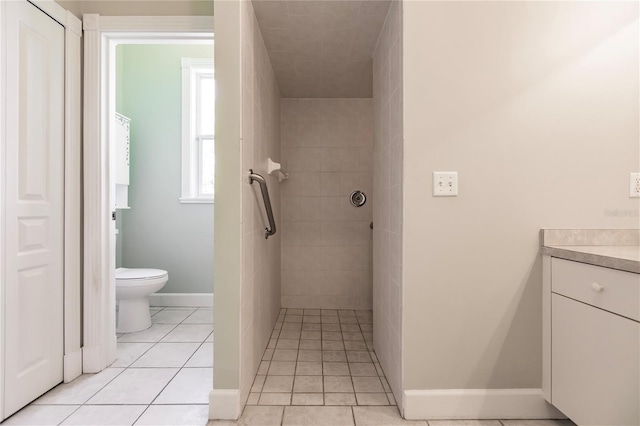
[551,257,640,321]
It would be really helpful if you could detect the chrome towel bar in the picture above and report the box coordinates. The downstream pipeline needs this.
[249,169,277,239]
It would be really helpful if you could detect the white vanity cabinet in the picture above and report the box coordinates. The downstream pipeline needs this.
[543,257,640,426]
[115,113,131,208]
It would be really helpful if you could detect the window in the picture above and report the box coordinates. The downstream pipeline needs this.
[180,57,215,203]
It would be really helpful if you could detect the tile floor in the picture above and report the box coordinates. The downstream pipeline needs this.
[246,308,394,408]
[1,307,213,426]
[1,307,576,426]
[211,406,575,426]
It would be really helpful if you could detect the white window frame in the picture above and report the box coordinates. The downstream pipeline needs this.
[180,57,214,203]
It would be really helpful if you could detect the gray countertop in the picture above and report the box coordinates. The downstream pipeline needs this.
[541,244,640,274]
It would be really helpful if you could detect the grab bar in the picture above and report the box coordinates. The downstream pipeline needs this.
[248,169,276,239]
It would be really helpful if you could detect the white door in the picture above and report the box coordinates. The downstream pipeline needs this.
[2,0,65,419]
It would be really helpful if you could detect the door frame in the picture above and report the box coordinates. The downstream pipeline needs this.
[0,0,82,418]
[82,14,214,373]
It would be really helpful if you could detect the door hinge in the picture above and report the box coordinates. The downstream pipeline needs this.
[112,211,117,221]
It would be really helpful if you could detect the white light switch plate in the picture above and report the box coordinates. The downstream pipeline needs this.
[433,172,458,196]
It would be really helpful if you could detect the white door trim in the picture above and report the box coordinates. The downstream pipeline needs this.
[81,14,214,373]
[0,0,82,419]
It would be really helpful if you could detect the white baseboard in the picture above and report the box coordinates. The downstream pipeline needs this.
[209,389,241,420]
[403,388,566,420]
[64,349,83,383]
[149,293,213,307]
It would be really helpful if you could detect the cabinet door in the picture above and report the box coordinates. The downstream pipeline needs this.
[552,294,639,426]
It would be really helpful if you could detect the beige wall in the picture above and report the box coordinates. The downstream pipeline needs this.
[372,0,402,404]
[239,0,282,407]
[403,1,639,391]
[213,0,241,391]
[280,99,373,310]
[56,0,213,18]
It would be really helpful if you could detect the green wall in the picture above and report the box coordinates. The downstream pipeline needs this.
[116,44,214,294]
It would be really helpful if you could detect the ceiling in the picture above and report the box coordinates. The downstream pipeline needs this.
[252,0,391,98]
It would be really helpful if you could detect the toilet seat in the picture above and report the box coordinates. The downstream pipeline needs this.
[116,268,167,281]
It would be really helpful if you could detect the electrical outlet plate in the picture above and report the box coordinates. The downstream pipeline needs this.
[433,172,458,196]
[630,173,640,198]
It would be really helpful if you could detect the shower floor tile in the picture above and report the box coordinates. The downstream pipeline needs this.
[250,308,394,407]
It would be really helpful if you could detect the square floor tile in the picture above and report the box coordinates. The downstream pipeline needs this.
[282,322,302,331]
[284,315,303,323]
[282,406,353,426]
[304,309,320,315]
[338,310,355,317]
[292,393,324,405]
[323,362,349,376]
[293,376,323,393]
[247,393,260,405]
[258,361,271,375]
[118,324,176,343]
[269,361,296,375]
[321,324,341,332]
[323,351,347,362]
[342,332,364,341]
[182,308,213,324]
[322,331,342,341]
[344,341,367,351]
[301,331,321,340]
[1,405,80,425]
[321,310,338,316]
[273,349,298,361]
[238,406,284,425]
[151,308,195,324]
[324,393,357,406]
[251,375,266,393]
[349,363,377,376]
[303,316,321,324]
[111,343,154,367]
[340,324,360,332]
[61,405,146,425]
[185,343,213,367]
[352,377,383,393]
[346,351,371,363]
[280,330,302,340]
[321,316,339,324]
[299,340,322,350]
[339,317,358,324]
[296,361,322,376]
[135,405,209,425]
[322,340,345,351]
[160,324,213,343]
[298,350,321,362]
[356,393,389,406]
[258,393,291,406]
[263,375,294,393]
[323,376,354,393]
[154,368,212,404]
[34,368,124,405]
[277,339,300,350]
[88,368,178,404]
[287,309,304,315]
[131,343,199,368]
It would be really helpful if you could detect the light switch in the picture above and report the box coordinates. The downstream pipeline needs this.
[433,172,458,196]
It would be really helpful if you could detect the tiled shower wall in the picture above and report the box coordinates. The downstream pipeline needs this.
[240,0,282,406]
[372,0,403,405]
[280,99,373,310]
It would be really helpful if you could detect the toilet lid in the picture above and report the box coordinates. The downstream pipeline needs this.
[116,268,167,280]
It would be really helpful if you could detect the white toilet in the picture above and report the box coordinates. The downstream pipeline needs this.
[116,268,168,333]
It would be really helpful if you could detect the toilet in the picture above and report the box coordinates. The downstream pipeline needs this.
[116,268,168,333]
